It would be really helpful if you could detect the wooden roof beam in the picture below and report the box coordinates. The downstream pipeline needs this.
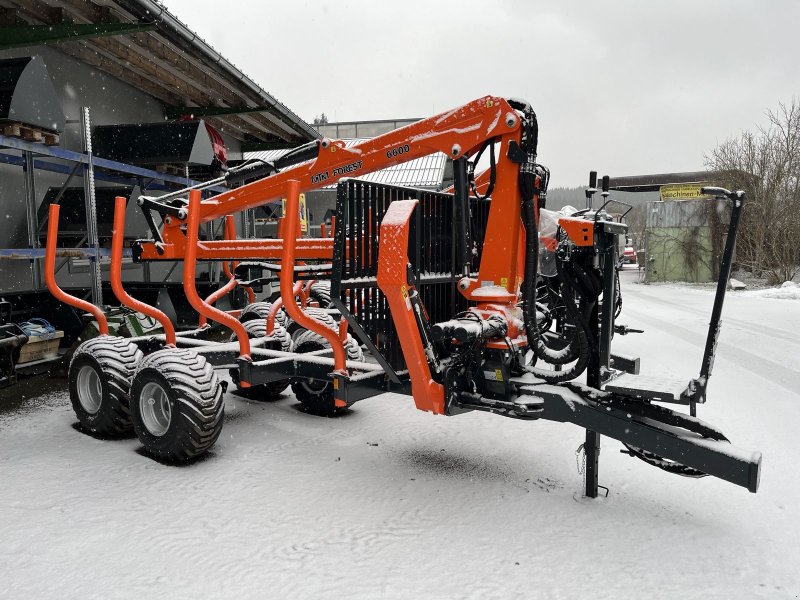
[59,42,184,106]
[128,32,243,106]
[205,115,269,142]
[164,105,272,120]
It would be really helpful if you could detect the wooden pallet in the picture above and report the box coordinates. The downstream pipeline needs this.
[1,121,60,146]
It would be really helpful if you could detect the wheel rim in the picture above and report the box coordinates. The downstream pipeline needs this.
[139,381,172,437]
[301,379,329,394]
[76,365,103,414]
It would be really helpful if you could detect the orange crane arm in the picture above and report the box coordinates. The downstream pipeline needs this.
[199,96,520,221]
[137,96,523,264]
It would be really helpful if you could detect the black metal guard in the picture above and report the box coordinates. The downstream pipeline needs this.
[330,179,490,374]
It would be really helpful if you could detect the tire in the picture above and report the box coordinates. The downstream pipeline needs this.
[228,319,292,399]
[239,301,287,328]
[68,336,143,436]
[130,348,224,462]
[290,327,364,416]
[308,281,333,308]
[287,307,337,339]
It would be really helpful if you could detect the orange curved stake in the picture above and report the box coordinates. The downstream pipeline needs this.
[198,272,238,327]
[111,197,176,345]
[298,284,308,307]
[219,239,255,305]
[302,279,316,307]
[221,216,255,304]
[280,180,346,374]
[266,281,302,335]
[200,216,241,327]
[45,204,109,335]
[185,190,251,358]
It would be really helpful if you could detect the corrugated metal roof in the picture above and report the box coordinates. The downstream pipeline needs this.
[313,119,422,139]
[245,139,448,189]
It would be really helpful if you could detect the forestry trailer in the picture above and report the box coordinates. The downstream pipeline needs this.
[46,96,761,497]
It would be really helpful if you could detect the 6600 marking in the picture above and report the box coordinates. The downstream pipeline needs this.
[386,144,410,159]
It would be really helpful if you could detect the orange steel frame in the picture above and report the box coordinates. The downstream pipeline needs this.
[45,96,530,413]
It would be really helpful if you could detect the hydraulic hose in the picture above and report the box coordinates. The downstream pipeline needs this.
[520,175,579,364]
[520,170,540,351]
[520,171,590,383]
[571,261,602,299]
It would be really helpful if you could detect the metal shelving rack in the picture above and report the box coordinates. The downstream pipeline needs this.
[0,108,230,308]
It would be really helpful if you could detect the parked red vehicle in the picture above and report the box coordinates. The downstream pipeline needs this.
[623,244,637,264]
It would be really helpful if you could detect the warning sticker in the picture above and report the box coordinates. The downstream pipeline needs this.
[483,369,504,382]
[281,193,308,232]
[401,284,412,311]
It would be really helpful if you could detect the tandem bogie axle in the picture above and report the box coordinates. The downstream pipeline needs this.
[44,96,761,499]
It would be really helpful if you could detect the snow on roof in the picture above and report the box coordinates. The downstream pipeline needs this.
[245,139,448,189]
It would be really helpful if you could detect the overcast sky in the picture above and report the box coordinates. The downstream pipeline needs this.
[163,0,799,186]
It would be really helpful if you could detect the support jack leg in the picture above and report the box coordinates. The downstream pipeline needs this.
[584,429,600,498]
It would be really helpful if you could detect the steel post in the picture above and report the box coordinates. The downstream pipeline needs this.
[81,107,103,307]
[22,151,41,290]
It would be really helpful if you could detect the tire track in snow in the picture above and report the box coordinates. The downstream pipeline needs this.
[623,305,800,394]
[278,507,430,563]
[622,286,800,347]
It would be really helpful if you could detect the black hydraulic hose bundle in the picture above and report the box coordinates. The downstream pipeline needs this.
[469,139,497,201]
[519,170,591,383]
[518,159,539,351]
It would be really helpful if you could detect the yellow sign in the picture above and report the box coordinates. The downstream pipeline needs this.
[281,193,308,233]
[659,184,708,201]
[401,284,412,310]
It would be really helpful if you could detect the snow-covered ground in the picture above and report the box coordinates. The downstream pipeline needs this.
[1,269,799,599]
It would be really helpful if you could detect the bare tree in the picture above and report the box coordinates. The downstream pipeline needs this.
[625,204,647,249]
[705,98,800,283]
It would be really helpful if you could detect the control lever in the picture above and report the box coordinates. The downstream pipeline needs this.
[585,170,598,209]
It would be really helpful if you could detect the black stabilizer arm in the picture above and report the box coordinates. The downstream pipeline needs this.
[529,384,761,493]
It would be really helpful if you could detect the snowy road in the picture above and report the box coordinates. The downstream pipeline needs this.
[1,270,799,599]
